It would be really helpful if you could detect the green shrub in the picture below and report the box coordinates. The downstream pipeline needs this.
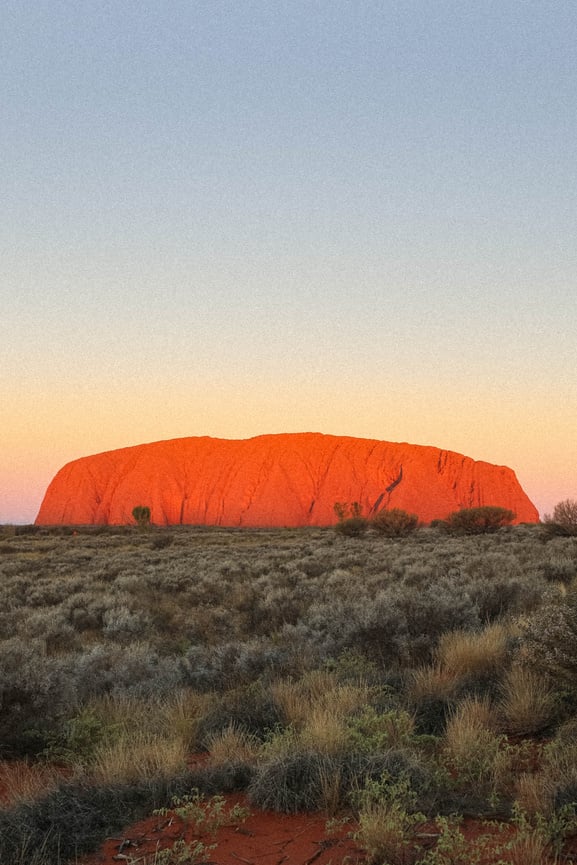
[153,839,217,864]
[371,509,419,537]
[346,706,415,751]
[154,790,250,833]
[41,707,113,768]
[418,815,498,865]
[442,506,516,534]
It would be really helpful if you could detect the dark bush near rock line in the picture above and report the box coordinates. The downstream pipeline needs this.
[334,517,369,537]
[441,506,516,534]
[553,780,577,813]
[371,509,419,537]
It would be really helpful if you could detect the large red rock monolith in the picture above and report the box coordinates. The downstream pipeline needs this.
[35,433,538,526]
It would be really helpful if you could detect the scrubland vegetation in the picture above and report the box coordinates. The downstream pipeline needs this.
[1,516,577,863]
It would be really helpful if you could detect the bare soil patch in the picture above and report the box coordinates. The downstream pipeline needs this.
[77,794,363,865]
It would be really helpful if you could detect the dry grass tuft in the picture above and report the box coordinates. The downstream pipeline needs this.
[205,723,261,766]
[436,622,509,680]
[91,690,212,751]
[271,679,310,727]
[498,666,557,735]
[91,732,187,783]
[0,761,64,805]
[355,800,422,865]
[158,689,213,750]
[506,830,553,865]
[515,772,555,819]
[300,706,349,755]
[272,676,371,730]
[318,761,343,815]
[408,663,460,702]
[443,696,501,784]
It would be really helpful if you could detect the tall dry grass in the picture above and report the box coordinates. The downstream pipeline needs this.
[408,663,460,703]
[205,723,261,766]
[443,696,501,785]
[498,666,558,735]
[272,673,372,728]
[436,622,509,680]
[506,830,553,865]
[299,706,349,755]
[91,689,212,749]
[515,772,555,818]
[91,732,187,784]
[0,762,65,806]
[270,673,375,756]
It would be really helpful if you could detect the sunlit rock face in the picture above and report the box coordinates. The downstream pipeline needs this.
[35,433,539,526]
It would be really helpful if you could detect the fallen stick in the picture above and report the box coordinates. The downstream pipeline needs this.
[231,852,254,864]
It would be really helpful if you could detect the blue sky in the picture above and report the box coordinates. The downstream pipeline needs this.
[2,1,576,522]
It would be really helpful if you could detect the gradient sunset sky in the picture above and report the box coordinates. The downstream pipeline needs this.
[2,1,576,524]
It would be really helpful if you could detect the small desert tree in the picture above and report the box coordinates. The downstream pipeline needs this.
[371,508,418,537]
[543,499,577,537]
[442,506,515,534]
[132,505,151,529]
[333,501,369,537]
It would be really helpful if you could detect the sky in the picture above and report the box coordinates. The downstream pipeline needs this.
[2,0,576,523]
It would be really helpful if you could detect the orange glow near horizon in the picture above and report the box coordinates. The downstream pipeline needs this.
[2,407,574,523]
[2,355,576,523]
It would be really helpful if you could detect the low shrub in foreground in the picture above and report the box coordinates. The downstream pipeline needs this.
[0,771,196,864]
[521,588,577,696]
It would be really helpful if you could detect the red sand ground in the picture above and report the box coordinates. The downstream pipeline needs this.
[77,794,364,865]
[73,794,575,865]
